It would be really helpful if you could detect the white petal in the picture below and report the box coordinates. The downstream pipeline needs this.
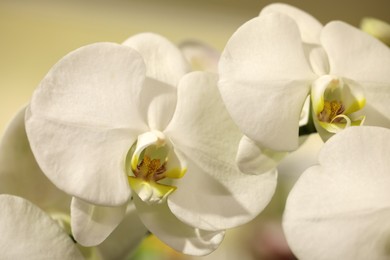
[309,46,330,76]
[322,21,390,83]
[0,107,71,213]
[29,42,147,130]
[236,135,284,174]
[218,13,315,151]
[179,40,220,72]
[133,194,225,256]
[260,3,323,44]
[299,96,311,126]
[0,195,83,259]
[122,33,190,86]
[360,17,390,46]
[26,111,134,206]
[321,21,390,127]
[168,155,277,231]
[98,202,148,260]
[165,72,277,230]
[284,126,390,260]
[71,197,127,247]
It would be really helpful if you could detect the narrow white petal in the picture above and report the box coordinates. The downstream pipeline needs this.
[0,195,83,259]
[219,13,315,151]
[284,126,390,260]
[98,202,148,260]
[71,197,127,247]
[122,33,190,86]
[166,72,277,230]
[260,3,323,44]
[236,135,284,174]
[139,78,177,131]
[133,195,225,256]
[0,107,70,213]
[26,112,134,206]
[179,40,220,72]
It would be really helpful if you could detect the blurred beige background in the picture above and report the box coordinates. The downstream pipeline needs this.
[1,0,389,133]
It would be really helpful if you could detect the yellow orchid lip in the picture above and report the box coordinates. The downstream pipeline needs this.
[126,131,187,204]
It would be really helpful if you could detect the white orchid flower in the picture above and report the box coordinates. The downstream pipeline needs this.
[218,3,390,151]
[283,126,390,260]
[25,33,278,255]
[0,107,147,260]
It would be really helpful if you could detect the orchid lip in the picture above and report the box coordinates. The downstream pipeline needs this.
[311,75,366,134]
[126,131,186,205]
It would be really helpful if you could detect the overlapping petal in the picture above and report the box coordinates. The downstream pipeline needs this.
[260,3,323,44]
[122,33,190,86]
[133,194,224,256]
[71,197,127,247]
[0,107,70,213]
[138,78,177,131]
[218,13,316,151]
[98,203,148,260]
[283,126,390,260]
[0,195,84,259]
[165,72,277,231]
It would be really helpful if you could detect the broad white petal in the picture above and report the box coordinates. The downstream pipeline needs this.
[28,42,147,130]
[284,126,390,260]
[321,21,390,127]
[26,110,134,206]
[122,33,190,86]
[0,195,83,259]
[219,13,315,151]
[0,107,70,213]
[133,194,225,256]
[71,197,127,247]
[98,202,148,260]
[168,155,277,231]
[179,40,220,72]
[260,3,323,44]
[323,21,390,83]
[166,72,277,230]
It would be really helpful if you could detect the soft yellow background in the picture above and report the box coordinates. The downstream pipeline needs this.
[1,0,389,133]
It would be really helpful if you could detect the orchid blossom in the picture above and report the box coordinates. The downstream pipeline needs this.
[218,3,390,151]
[25,33,277,255]
[283,126,390,260]
[0,107,147,260]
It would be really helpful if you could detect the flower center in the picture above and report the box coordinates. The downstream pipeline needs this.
[133,155,166,182]
[318,100,345,123]
[311,76,366,136]
[126,131,186,204]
